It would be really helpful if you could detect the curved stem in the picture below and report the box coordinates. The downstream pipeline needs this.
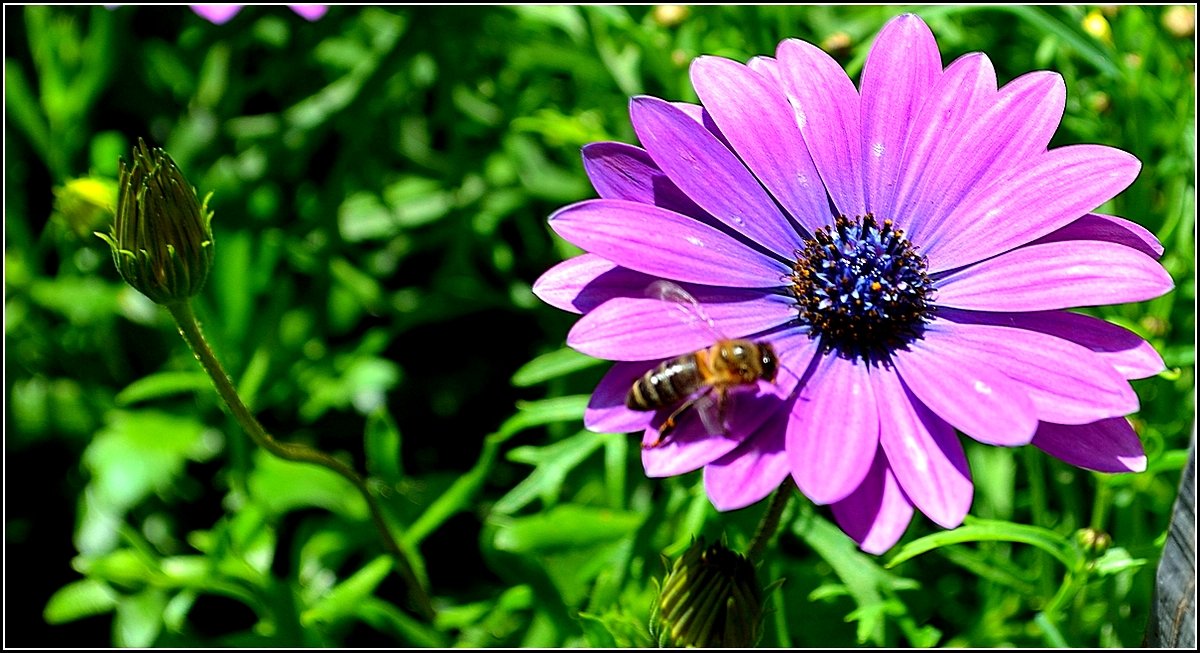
[747,478,795,562]
[167,300,435,620]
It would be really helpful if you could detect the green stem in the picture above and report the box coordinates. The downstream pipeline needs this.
[746,478,794,562]
[166,300,435,621]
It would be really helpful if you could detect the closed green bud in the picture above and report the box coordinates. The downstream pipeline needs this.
[97,138,213,305]
[650,538,763,648]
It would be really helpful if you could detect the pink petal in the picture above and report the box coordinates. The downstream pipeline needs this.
[691,56,830,234]
[940,308,1165,380]
[936,241,1175,311]
[859,13,941,216]
[703,409,791,511]
[922,321,1140,425]
[1027,213,1165,260]
[630,96,805,257]
[585,361,658,434]
[567,291,794,361]
[1032,418,1147,473]
[776,37,866,217]
[581,142,712,220]
[190,4,242,24]
[549,199,789,288]
[1003,71,1067,160]
[787,355,878,504]
[927,145,1143,272]
[642,389,784,478]
[670,102,733,150]
[532,254,652,315]
[906,72,1068,260]
[886,53,997,235]
[873,367,972,529]
[893,323,1039,446]
[287,4,327,20]
[830,449,915,555]
[747,55,783,89]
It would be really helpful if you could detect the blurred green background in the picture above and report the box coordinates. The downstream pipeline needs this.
[4,4,1194,647]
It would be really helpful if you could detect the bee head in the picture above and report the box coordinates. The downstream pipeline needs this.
[760,343,779,383]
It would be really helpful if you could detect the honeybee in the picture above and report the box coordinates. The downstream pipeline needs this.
[626,281,779,448]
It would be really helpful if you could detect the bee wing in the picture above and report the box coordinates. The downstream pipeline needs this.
[691,391,727,437]
[645,280,727,341]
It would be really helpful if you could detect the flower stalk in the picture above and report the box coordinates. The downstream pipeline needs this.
[99,139,434,620]
[167,300,435,620]
[746,478,794,563]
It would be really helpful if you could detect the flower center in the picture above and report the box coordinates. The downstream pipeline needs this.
[789,214,935,362]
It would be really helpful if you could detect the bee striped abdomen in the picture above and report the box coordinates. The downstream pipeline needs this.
[626,356,702,410]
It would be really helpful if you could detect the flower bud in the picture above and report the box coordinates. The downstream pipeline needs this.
[1075,527,1113,556]
[97,139,214,305]
[651,538,763,648]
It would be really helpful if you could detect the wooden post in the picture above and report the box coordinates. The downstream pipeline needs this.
[1144,432,1195,647]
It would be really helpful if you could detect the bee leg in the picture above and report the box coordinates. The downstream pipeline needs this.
[716,387,729,433]
[644,389,714,449]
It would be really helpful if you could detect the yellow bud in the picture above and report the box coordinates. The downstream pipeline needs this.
[653,5,690,28]
[1163,5,1195,38]
[821,31,853,56]
[1075,527,1113,556]
[53,177,118,238]
[1083,10,1113,44]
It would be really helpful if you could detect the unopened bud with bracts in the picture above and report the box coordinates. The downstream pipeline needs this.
[1075,527,1113,557]
[97,138,213,305]
[650,537,764,648]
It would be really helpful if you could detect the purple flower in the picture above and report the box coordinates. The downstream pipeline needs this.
[534,14,1174,554]
[189,4,327,25]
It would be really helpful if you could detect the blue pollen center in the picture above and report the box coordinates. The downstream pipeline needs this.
[789,213,935,362]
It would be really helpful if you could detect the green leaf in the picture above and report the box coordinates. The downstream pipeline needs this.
[115,372,212,406]
[886,518,1082,570]
[492,430,606,514]
[364,407,404,484]
[996,5,1122,77]
[382,177,454,229]
[78,410,219,554]
[302,555,392,627]
[44,579,118,624]
[403,396,590,548]
[795,508,919,646]
[511,347,604,387]
[73,549,160,587]
[113,588,167,647]
[4,59,52,172]
[1091,547,1148,577]
[356,597,447,647]
[498,396,590,438]
[246,450,368,519]
[29,277,121,325]
[492,504,643,553]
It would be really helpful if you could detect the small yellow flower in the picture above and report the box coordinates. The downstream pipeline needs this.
[1163,5,1195,38]
[1082,9,1113,45]
[653,5,690,28]
[53,177,118,238]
